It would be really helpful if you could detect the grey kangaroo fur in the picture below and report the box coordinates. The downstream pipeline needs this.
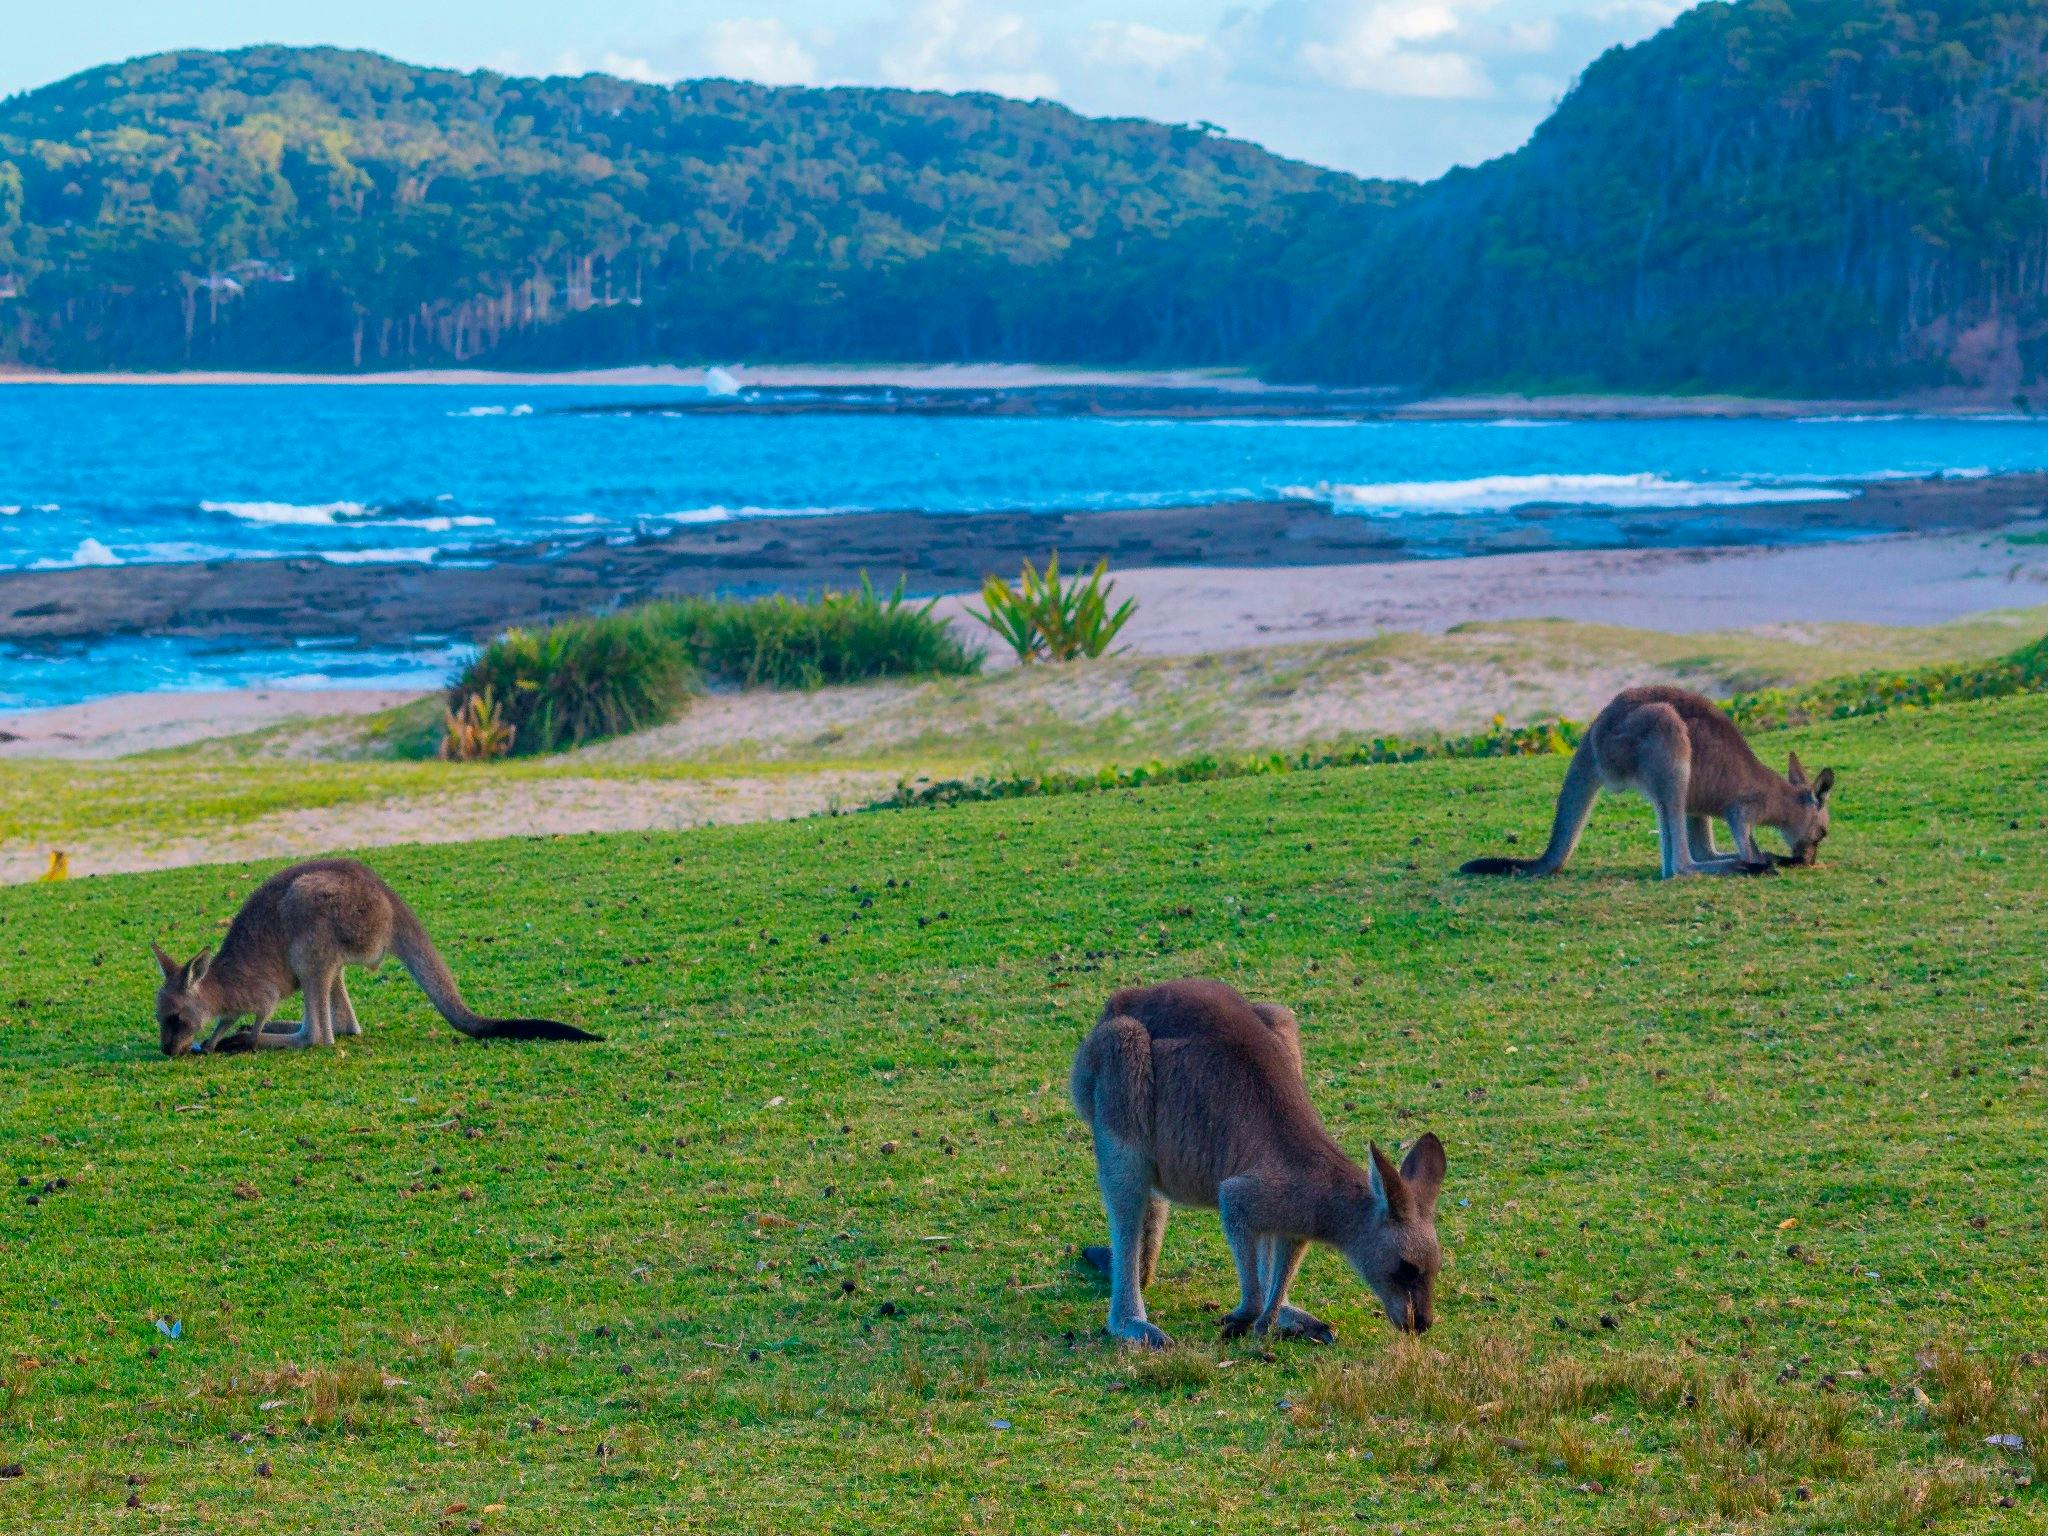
[151,857,600,1055]
[1461,685,1836,880]
[1071,978,1445,1348]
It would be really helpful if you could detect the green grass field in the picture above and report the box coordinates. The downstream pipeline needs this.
[2,693,2046,1533]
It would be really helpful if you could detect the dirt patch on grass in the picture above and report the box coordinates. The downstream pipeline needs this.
[3,770,894,883]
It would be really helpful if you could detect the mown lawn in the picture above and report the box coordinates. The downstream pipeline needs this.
[1,694,2045,1533]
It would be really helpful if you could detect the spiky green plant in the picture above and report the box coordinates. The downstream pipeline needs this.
[966,553,1137,663]
[451,615,695,755]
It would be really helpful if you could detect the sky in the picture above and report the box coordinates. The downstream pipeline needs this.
[0,0,1693,181]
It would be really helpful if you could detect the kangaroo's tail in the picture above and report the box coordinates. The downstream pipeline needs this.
[389,906,602,1043]
[1459,736,1601,878]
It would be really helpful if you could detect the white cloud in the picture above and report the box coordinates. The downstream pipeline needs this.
[700,18,819,86]
[1246,1,1494,99]
[876,0,1056,98]
[555,0,1699,178]
[1080,22,1212,75]
[541,48,670,82]
[598,51,666,84]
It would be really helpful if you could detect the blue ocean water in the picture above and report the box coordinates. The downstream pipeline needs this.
[1,384,2046,708]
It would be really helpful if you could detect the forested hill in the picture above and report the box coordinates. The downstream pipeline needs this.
[6,6,2048,392]
[0,47,1395,371]
[1280,0,2048,396]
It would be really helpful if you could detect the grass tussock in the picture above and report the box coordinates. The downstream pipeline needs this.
[1290,1336,2020,1522]
[453,611,695,756]
[876,628,2048,809]
[451,579,980,755]
[645,576,982,690]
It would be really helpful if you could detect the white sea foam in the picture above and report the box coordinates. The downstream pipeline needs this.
[0,506,18,516]
[202,499,378,526]
[447,403,534,418]
[1285,472,1855,514]
[386,515,493,532]
[320,548,438,565]
[704,366,742,397]
[200,500,490,532]
[661,505,860,526]
[32,537,122,569]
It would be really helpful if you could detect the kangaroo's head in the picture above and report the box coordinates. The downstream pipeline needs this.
[1344,1133,1447,1333]
[152,941,217,1056]
[1779,752,1836,865]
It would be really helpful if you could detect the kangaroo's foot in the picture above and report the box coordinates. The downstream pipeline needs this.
[1080,1245,1112,1278]
[1267,1305,1337,1345]
[205,1028,261,1055]
[247,1021,320,1050]
[1669,858,1775,879]
[1107,1318,1172,1349]
[1219,1305,1260,1340]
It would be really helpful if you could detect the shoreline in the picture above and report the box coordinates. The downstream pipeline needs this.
[2,474,2044,656]
[5,522,2048,759]
[0,363,2032,417]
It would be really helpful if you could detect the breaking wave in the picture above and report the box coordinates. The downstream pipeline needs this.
[1284,472,1855,514]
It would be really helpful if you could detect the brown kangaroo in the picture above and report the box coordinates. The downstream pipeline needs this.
[151,858,600,1055]
[1071,978,1446,1348]
[1461,685,1835,880]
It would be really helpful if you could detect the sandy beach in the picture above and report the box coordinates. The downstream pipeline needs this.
[6,523,2044,761]
[0,362,2030,416]
[5,473,2041,652]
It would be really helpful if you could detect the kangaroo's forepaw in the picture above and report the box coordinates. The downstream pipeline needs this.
[1271,1306,1337,1345]
[207,1028,261,1055]
[1108,1319,1172,1350]
[1079,1245,1113,1278]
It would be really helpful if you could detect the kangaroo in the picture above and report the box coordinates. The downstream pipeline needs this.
[1071,978,1445,1348]
[1460,686,1835,880]
[151,858,600,1055]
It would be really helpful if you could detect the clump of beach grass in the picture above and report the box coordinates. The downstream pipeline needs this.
[453,612,696,755]
[450,579,980,755]
[644,576,982,690]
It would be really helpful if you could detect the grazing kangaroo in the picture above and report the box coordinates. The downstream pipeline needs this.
[151,858,600,1056]
[1460,685,1835,880]
[1071,978,1446,1348]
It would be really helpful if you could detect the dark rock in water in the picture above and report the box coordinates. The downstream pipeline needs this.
[0,472,2036,654]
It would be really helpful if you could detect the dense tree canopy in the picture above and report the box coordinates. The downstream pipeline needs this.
[1281,0,2048,394]
[6,4,2048,392]
[0,47,1393,371]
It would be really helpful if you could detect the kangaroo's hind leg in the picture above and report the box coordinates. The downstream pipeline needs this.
[1638,708,1765,877]
[330,972,361,1037]
[286,943,339,1048]
[1083,1191,1168,1286]
[1686,815,1718,863]
[1091,1133,1172,1348]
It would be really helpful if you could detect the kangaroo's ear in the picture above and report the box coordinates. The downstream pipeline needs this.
[1786,750,1808,786]
[1813,767,1835,803]
[1399,1132,1447,1214]
[152,940,179,981]
[1368,1141,1413,1221]
[186,949,213,986]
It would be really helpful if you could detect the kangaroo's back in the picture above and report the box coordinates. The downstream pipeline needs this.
[1591,686,1765,787]
[1076,979,1340,1203]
